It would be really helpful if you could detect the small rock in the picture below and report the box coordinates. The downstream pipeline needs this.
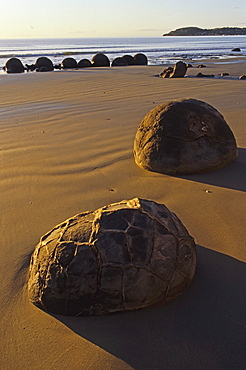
[197,72,214,78]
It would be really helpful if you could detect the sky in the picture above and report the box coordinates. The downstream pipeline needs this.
[1,0,246,39]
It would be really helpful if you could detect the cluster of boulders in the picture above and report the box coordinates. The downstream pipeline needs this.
[3,53,148,73]
[159,61,246,80]
[159,61,188,78]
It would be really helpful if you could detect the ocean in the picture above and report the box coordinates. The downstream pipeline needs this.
[0,36,246,70]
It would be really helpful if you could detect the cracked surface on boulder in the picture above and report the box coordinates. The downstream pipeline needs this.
[133,98,238,175]
[28,198,196,316]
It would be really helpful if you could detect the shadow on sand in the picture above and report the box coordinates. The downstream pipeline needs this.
[176,147,246,192]
[53,246,246,370]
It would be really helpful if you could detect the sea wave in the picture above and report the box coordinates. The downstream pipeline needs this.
[0,36,245,69]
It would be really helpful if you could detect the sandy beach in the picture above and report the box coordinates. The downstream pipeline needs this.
[1,60,246,369]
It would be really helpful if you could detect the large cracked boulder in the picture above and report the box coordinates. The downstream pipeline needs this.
[134,99,238,175]
[28,198,196,316]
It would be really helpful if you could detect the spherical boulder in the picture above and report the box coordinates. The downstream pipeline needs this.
[28,198,196,316]
[35,57,54,71]
[4,58,25,73]
[61,57,77,69]
[111,57,128,66]
[77,59,92,68]
[134,53,148,65]
[122,55,135,65]
[92,53,110,67]
[133,99,238,175]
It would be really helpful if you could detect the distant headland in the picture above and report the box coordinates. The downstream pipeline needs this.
[163,27,246,36]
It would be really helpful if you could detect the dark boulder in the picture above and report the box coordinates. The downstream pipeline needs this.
[231,48,241,52]
[134,53,148,65]
[133,98,238,175]
[35,57,54,72]
[170,61,187,78]
[111,57,128,66]
[39,66,50,72]
[122,55,135,65]
[54,64,62,70]
[61,57,77,69]
[4,58,25,73]
[77,59,92,68]
[25,64,36,72]
[197,72,214,78]
[92,53,110,67]
[239,75,246,80]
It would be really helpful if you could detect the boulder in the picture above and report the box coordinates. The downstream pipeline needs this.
[92,53,110,67]
[134,53,148,65]
[4,58,25,73]
[122,55,135,65]
[169,61,187,78]
[27,198,196,316]
[77,59,92,68]
[133,99,238,175]
[239,75,246,80]
[159,67,173,78]
[61,57,77,69]
[25,64,36,72]
[231,48,241,52]
[197,72,214,78]
[111,57,128,66]
[35,57,54,71]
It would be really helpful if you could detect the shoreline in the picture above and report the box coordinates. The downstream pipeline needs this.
[1,60,245,369]
[1,54,246,73]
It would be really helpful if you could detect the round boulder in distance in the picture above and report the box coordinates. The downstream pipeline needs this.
[28,198,196,316]
[61,57,77,69]
[134,53,148,65]
[92,53,110,67]
[4,58,25,73]
[122,54,135,65]
[111,57,128,66]
[35,57,54,71]
[77,59,92,68]
[133,99,238,175]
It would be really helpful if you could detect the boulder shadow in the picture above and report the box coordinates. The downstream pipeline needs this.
[53,246,246,370]
[177,147,246,192]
